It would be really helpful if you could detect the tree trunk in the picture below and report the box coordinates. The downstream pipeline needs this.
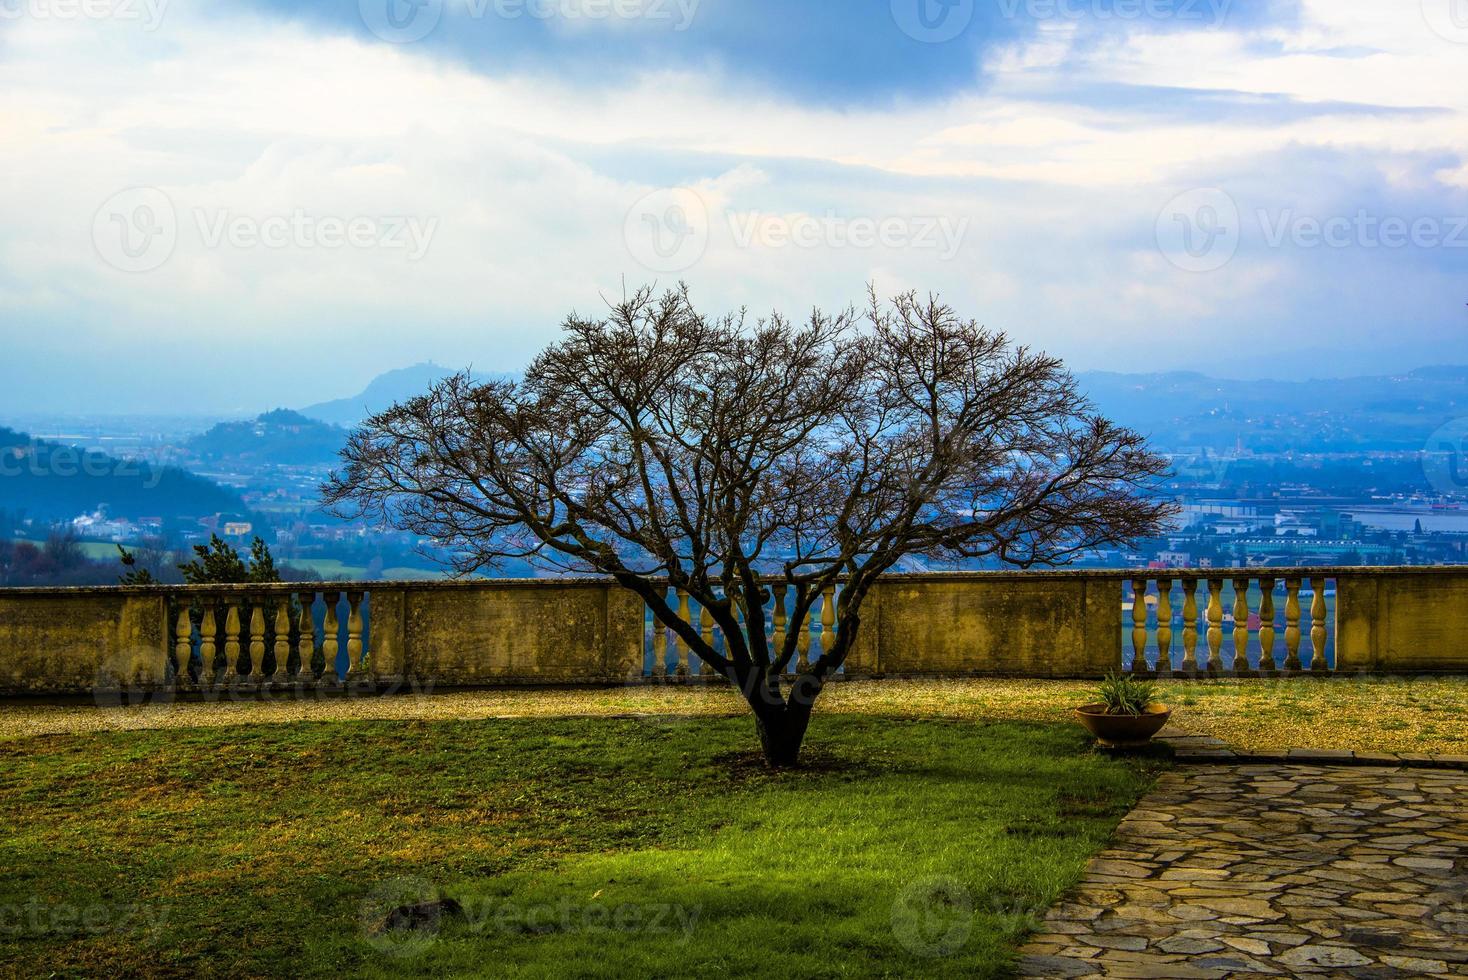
[749,673,823,768]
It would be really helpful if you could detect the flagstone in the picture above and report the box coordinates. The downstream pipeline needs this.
[1020,765,1468,978]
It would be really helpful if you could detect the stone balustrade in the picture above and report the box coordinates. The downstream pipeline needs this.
[166,587,368,687]
[0,568,1465,697]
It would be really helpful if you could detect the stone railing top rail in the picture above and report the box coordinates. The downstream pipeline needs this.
[1,565,1464,598]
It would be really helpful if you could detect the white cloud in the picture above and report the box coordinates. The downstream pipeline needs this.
[0,1,1465,413]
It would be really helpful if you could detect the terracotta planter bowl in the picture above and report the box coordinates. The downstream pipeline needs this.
[1074,703,1172,748]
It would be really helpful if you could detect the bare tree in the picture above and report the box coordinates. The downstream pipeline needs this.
[323,285,1173,766]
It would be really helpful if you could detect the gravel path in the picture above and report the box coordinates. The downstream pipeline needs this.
[0,688,756,741]
[1019,764,1468,978]
[3,678,1466,756]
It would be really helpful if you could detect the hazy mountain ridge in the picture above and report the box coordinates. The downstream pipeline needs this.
[1074,366,1468,452]
[296,363,1468,453]
[298,364,523,427]
[299,363,462,427]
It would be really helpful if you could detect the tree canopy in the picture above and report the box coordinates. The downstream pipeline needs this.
[324,285,1173,764]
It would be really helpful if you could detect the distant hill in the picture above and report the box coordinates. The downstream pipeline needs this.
[0,427,250,523]
[299,363,463,427]
[187,409,348,466]
[298,361,1468,455]
[1076,366,1468,452]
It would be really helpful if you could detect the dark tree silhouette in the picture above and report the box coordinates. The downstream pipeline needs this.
[323,285,1173,766]
[177,534,281,584]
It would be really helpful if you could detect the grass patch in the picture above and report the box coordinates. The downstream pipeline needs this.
[0,716,1158,977]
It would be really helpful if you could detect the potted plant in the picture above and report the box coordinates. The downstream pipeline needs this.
[1075,671,1171,748]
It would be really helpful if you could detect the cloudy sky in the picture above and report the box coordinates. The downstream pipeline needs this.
[2,0,1466,416]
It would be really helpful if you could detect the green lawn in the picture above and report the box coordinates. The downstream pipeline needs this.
[0,716,1161,978]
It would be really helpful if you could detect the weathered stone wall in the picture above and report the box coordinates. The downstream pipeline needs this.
[393,580,643,685]
[2,569,1466,697]
[0,589,168,695]
[863,574,1122,678]
[1336,570,1468,673]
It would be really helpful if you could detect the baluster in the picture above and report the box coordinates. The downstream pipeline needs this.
[1205,579,1224,673]
[675,589,691,678]
[297,593,315,683]
[1232,577,1251,673]
[223,601,242,682]
[735,593,748,659]
[1310,579,1328,673]
[718,593,731,660]
[642,601,653,677]
[797,590,813,674]
[687,601,705,678]
[1283,578,1303,672]
[248,600,265,680]
[1257,580,1276,674]
[1181,579,1199,673]
[1130,579,1148,673]
[198,599,217,688]
[649,595,667,679]
[817,585,836,666]
[173,604,192,686]
[700,595,716,659]
[271,598,291,683]
[345,591,365,681]
[772,586,787,673]
[322,592,340,683]
[1156,580,1173,675]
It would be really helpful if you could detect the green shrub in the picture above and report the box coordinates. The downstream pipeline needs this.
[1094,671,1157,717]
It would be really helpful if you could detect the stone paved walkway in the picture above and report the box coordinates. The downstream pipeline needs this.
[1019,765,1468,978]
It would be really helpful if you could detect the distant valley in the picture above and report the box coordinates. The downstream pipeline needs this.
[1077,366,1468,453]
[3,362,1466,586]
